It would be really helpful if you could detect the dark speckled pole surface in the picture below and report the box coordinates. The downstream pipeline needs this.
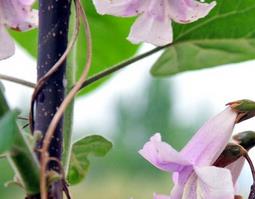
[249,184,255,199]
[33,0,71,198]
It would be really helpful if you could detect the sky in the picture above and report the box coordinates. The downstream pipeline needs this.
[1,43,255,197]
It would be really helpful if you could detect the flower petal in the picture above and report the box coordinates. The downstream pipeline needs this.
[0,0,38,31]
[167,0,216,24]
[128,13,172,46]
[153,193,170,199]
[226,157,245,185]
[0,26,15,60]
[19,0,35,5]
[195,166,234,199]
[181,108,237,166]
[182,172,197,199]
[139,133,191,173]
[92,0,147,16]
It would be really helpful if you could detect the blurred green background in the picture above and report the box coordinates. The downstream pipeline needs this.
[0,78,211,199]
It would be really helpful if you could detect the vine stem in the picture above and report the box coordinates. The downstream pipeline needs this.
[244,152,255,183]
[0,73,35,88]
[40,1,92,198]
[0,43,172,92]
[29,0,80,133]
[80,43,172,90]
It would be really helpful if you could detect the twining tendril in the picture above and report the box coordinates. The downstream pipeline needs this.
[28,0,81,134]
[40,1,92,198]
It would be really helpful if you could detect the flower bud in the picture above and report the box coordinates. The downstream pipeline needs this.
[233,131,255,151]
[213,143,246,167]
[227,99,255,123]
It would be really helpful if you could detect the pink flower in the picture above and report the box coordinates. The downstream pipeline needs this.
[139,108,238,199]
[92,0,216,46]
[0,0,38,60]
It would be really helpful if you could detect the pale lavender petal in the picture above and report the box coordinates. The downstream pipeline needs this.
[19,0,35,5]
[139,133,192,173]
[0,0,38,31]
[92,0,147,16]
[153,193,170,199]
[226,157,245,185]
[195,166,234,199]
[170,166,196,199]
[128,13,172,46]
[169,182,186,199]
[181,108,237,166]
[0,26,15,60]
[181,172,197,199]
[167,0,216,24]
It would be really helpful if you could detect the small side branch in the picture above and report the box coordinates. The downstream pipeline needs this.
[80,43,172,90]
[0,73,35,88]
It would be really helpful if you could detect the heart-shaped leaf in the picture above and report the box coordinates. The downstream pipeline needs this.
[67,135,112,185]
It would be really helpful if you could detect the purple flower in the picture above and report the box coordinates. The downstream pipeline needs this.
[92,0,216,46]
[139,107,238,199]
[0,0,38,60]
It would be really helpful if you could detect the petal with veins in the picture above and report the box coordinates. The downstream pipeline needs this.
[0,0,38,31]
[92,0,147,16]
[195,166,234,199]
[139,133,192,173]
[226,157,245,185]
[167,0,216,24]
[128,13,172,46]
[92,0,216,45]
[181,108,237,166]
[182,172,197,199]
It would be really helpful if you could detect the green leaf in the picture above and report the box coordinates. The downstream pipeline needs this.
[11,1,139,94]
[151,0,255,76]
[67,135,112,185]
[0,111,18,154]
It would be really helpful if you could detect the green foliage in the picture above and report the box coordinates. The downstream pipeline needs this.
[151,0,255,76]
[0,111,18,154]
[77,1,139,94]
[11,1,139,94]
[67,135,112,185]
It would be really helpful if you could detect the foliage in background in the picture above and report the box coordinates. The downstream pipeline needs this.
[90,79,207,176]
[10,0,139,94]
[152,0,255,76]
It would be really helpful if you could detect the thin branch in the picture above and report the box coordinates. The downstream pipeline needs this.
[1,26,171,93]
[18,116,29,121]
[0,73,35,88]
[40,1,92,198]
[29,0,81,133]
[79,43,172,90]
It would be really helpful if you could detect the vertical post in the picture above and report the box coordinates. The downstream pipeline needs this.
[35,0,71,198]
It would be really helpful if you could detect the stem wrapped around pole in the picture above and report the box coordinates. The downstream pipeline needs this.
[34,0,71,198]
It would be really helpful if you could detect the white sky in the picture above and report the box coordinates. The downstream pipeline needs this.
[1,44,255,197]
